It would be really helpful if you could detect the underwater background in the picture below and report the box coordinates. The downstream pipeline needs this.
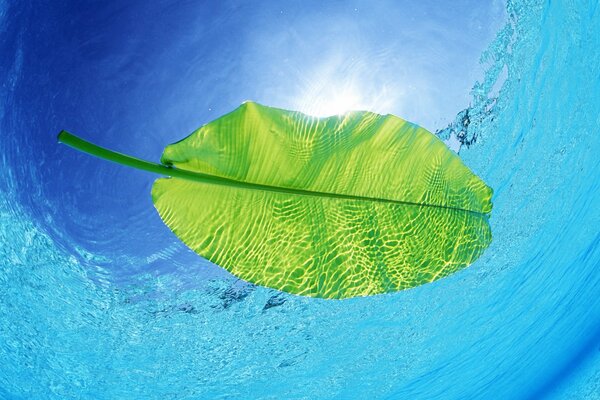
[1,0,599,399]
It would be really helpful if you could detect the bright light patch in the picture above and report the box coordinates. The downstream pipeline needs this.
[296,83,366,117]
[292,59,398,118]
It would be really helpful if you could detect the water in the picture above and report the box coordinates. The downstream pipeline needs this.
[1,0,599,399]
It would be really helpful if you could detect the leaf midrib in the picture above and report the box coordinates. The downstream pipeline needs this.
[58,130,488,217]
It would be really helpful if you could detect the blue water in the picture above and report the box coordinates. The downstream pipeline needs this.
[1,0,599,399]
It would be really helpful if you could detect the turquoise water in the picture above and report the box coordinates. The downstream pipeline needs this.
[1,0,599,399]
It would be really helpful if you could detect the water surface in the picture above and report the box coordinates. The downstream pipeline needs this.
[1,0,599,399]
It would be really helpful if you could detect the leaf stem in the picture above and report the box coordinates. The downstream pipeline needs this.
[58,130,175,176]
[58,130,244,186]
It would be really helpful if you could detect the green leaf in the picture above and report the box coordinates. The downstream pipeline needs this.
[58,102,492,299]
[151,102,492,299]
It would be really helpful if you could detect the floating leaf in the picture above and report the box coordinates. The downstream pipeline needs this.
[59,101,492,299]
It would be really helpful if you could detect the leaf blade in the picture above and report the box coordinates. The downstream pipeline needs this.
[152,102,493,299]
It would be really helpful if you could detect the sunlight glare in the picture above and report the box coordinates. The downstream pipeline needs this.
[292,60,398,118]
[297,84,365,117]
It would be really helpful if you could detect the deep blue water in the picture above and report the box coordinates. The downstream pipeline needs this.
[1,0,599,399]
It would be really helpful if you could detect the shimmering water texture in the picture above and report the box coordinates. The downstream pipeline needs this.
[152,103,492,298]
[2,0,600,399]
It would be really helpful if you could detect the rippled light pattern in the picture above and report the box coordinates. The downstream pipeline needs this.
[153,102,492,298]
